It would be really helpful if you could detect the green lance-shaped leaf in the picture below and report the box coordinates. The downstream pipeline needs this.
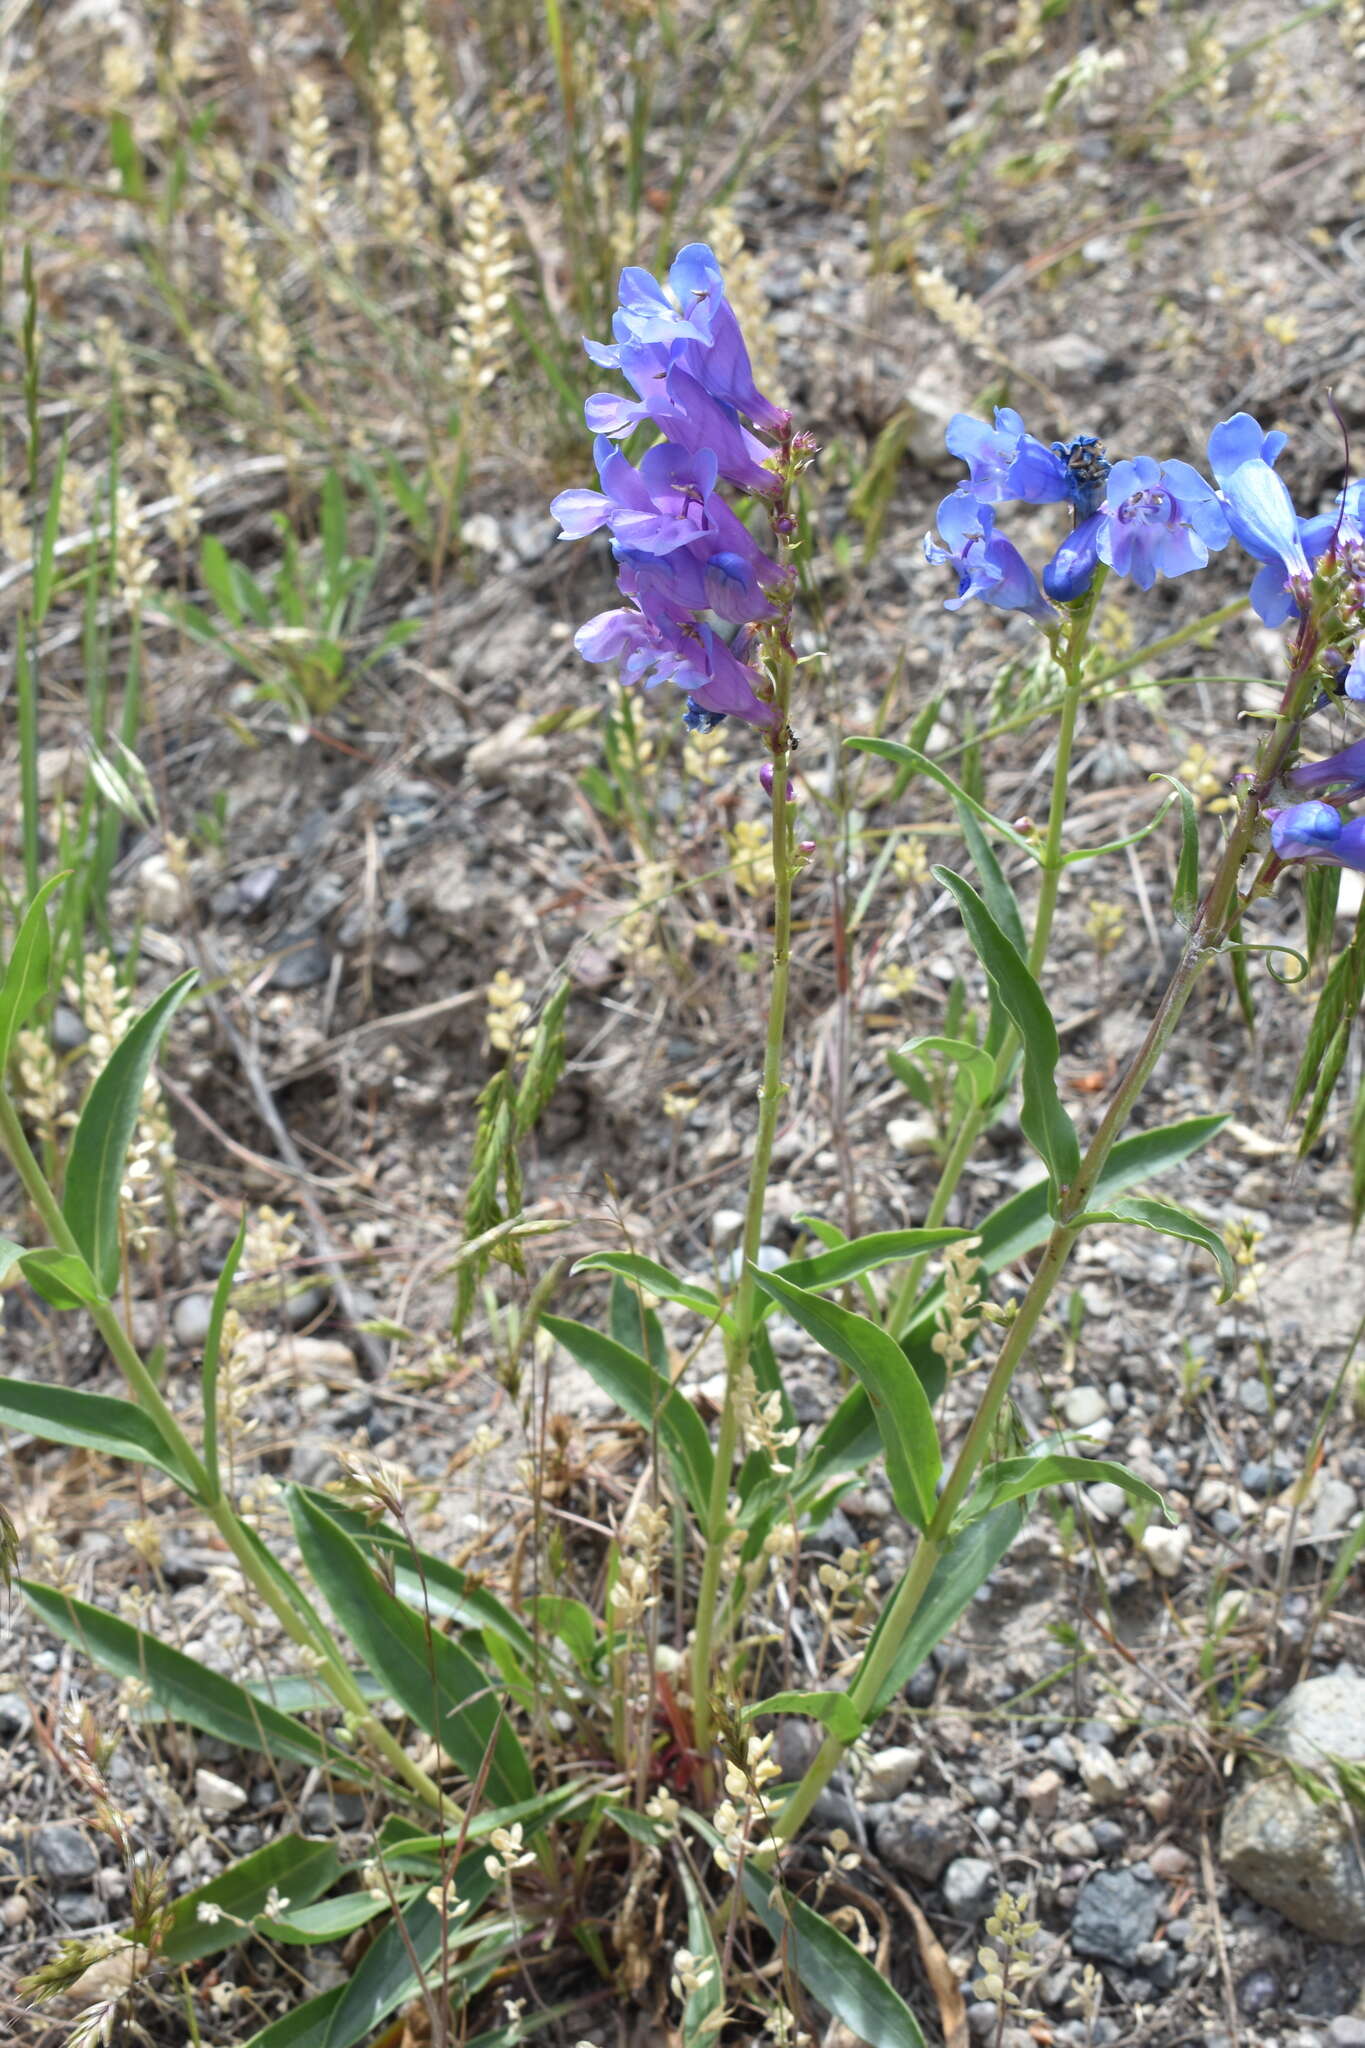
[1151,773,1201,925]
[863,1500,1025,1718]
[161,1836,342,1965]
[768,1225,968,1296]
[23,1583,355,1772]
[1072,1192,1238,1302]
[573,1250,730,1327]
[318,1860,500,2048]
[287,1488,533,1807]
[0,1376,197,1490]
[63,969,198,1295]
[895,1035,997,1110]
[955,797,1028,958]
[541,1313,714,1517]
[973,1452,1170,1522]
[18,1247,105,1311]
[742,1871,927,2048]
[754,1269,940,1529]
[934,866,1080,1189]
[744,1688,863,1744]
[848,736,1040,861]
[201,1217,247,1503]
[678,1862,725,2048]
[0,872,68,1072]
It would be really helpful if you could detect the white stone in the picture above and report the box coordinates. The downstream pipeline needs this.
[1085,1482,1130,1522]
[138,852,191,925]
[1078,1746,1127,1806]
[195,1767,247,1815]
[710,1208,745,1248]
[1140,1523,1191,1580]
[1061,1386,1108,1430]
[887,1117,938,1156]
[857,1744,924,1802]
[462,513,503,556]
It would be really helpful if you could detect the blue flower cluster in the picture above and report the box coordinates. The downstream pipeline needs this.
[552,246,793,732]
[930,404,1365,877]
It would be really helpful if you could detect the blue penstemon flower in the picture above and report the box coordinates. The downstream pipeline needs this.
[929,406,1229,618]
[555,243,798,739]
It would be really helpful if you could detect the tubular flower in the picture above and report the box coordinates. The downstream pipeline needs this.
[1286,734,1365,803]
[924,489,1053,623]
[558,244,796,737]
[1095,456,1230,590]
[1206,411,1317,624]
[1268,801,1365,871]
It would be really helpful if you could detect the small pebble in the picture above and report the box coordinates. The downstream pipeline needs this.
[1237,1377,1270,1416]
[1140,1523,1191,1579]
[941,1856,997,1918]
[1061,1385,1108,1430]
[1237,1968,1279,2017]
[1054,1821,1098,1859]
[1327,2021,1365,2048]
[1146,1842,1190,1880]
[195,1768,247,1816]
[172,1294,214,1348]
[1090,1819,1128,1855]
[1025,1769,1063,1824]
[1079,1746,1127,1805]
[856,1745,923,1803]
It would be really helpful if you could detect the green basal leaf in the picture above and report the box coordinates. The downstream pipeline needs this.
[162,1837,342,1964]
[287,1489,533,1807]
[754,1270,940,1530]
[771,1225,967,1297]
[23,1583,355,1772]
[741,1870,927,2048]
[954,797,1028,958]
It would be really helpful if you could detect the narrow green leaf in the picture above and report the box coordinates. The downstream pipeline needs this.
[848,737,1039,858]
[0,873,67,1072]
[1085,1193,1237,1301]
[935,866,1080,1187]
[162,1837,342,1964]
[292,1487,536,1661]
[1303,862,1342,969]
[0,1376,195,1488]
[754,1270,940,1529]
[745,1688,862,1744]
[977,1452,1170,1520]
[201,1218,247,1503]
[20,1247,105,1311]
[771,1226,966,1296]
[63,970,198,1294]
[864,1502,1025,1717]
[742,1873,926,2048]
[895,1036,996,1109]
[954,798,1027,958]
[0,1239,26,1285]
[200,534,243,624]
[679,1863,724,2048]
[287,1489,533,1806]
[1152,773,1200,924]
[319,1862,498,2048]
[23,1583,349,1770]
[573,1251,728,1326]
[266,1891,400,1945]
[541,1313,713,1517]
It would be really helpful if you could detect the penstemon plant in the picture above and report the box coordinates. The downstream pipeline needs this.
[6,240,1365,2048]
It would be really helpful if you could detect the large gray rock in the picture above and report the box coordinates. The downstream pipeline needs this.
[1220,1665,1365,1943]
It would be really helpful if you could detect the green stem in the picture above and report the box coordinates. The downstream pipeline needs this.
[887,589,1097,1340]
[691,677,796,1760]
[0,1092,451,1818]
[778,614,1323,1840]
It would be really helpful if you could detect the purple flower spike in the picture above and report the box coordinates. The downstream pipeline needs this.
[1346,647,1365,703]
[925,489,1054,623]
[1206,411,1317,623]
[1097,456,1230,590]
[1287,735,1365,802]
[1268,801,1365,870]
